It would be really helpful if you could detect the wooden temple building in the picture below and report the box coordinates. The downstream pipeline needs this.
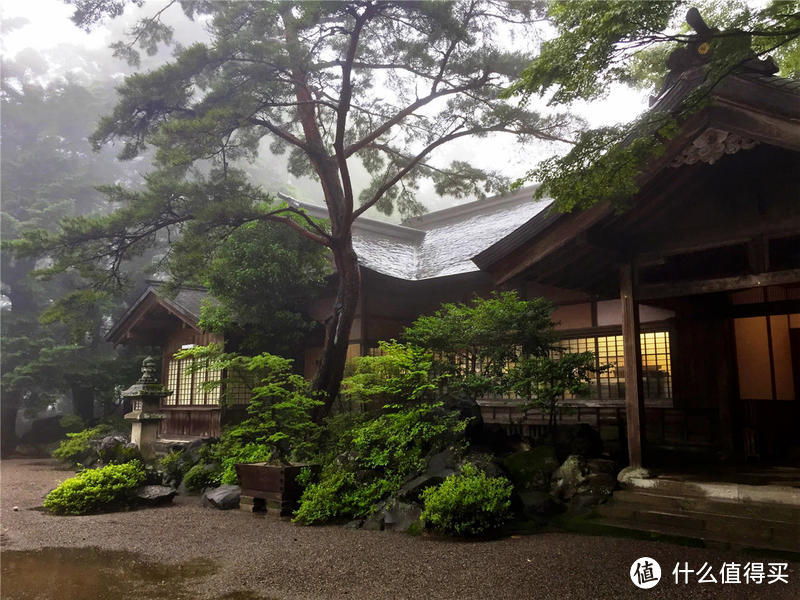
[108,18,799,549]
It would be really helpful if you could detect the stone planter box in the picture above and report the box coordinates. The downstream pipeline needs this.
[234,462,318,516]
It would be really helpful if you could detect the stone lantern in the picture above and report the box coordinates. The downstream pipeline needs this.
[123,356,172,460]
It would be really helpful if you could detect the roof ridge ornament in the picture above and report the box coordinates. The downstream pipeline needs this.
[650,8,779,106]
[670,127,759,168]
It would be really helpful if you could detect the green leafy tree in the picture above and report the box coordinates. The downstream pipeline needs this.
[21,0,574,416]
[175,345,322,480]
[508,350,598,444]
[505,0,800,211]
[195,222,330,356]
[404,291,555,401]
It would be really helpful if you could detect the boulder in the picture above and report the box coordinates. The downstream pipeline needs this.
[460,451,503,477]
[201,485,241,510]
[396,449,458,501]
[99,435,128,452]
[383,501,421,533]
[617,465,653,486]
[136,485,177,506]
[502,446,559,493]
[550,454,589,501]
[344,519,364,529]
[552,455,618,510]
[362,512,385,531]
[397,473,447,501]
[518,490,558,517]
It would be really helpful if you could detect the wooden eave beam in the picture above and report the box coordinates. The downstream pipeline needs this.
[639,268,800,301]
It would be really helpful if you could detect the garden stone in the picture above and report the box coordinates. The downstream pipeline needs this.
[517,490,558,517]
[460,451,502,477]
[363,512,385,531]
[550,454,589,501]
[397,473,446,501]
[427,449,459,476]
[136,485,177,506]
[502,446,559,493]
[201,485,241,510]
[383,500,421,533]
[99,435,128,452]
[617,466,653,486]
[397,449,458,501]
[344,519,364,529]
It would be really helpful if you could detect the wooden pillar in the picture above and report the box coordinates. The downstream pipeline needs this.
[620,261,646,468]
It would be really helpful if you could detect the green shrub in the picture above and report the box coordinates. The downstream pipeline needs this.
[43,462,146,515]
[181,463,222,493]
[294,402,467,524]
[420,463,513,536]
[52,425,113,467]
[175,348,322,473]
[159,450,191,486]
[217,442,272,485]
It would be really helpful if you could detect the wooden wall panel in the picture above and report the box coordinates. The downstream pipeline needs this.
[734,317,773,400]
[552,303,592,330]
[770,314,795,401]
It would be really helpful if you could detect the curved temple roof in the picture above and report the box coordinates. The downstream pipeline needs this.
[286,186,552,281]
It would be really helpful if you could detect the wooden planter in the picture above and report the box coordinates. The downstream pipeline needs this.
[234,462,318,516]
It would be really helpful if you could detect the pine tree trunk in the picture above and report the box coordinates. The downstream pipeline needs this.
[310,240,361,420]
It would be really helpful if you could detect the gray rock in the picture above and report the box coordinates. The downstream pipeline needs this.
[344,519,364,529]
[136,485,177,506]
[460,451,502,477]
[518,490,557,517]
[427,449,459,476]
[550,455,589,501]
[362,512,385,531]
[99,435,128,452]
[397,449,458,501]
[617,466,653,486]
[552,454,618,510]
[201,485,241,510]
[501,446,559,493]
[383,501,421,533]
[397,472,449,501]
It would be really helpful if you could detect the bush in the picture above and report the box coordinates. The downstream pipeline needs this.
[52,425,114,467]
[420,463,513,536]
[159,450,191,486]
[175,348,322,473]
[217,442,272,485]
[294,402,467,524]
[181,463,222,493]
[43,461,146,515]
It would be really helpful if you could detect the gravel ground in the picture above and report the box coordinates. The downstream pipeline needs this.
[1,458,798,600]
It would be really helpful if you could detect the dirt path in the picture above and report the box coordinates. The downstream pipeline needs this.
[1,458,797,599]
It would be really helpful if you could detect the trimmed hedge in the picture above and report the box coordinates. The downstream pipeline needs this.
[43,462,146,515]
[420,463,513,536]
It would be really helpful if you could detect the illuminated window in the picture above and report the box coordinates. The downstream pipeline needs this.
[556,331,672,402]
[163,357,221,406]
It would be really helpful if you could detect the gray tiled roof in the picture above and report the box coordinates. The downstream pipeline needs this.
[171,287,209,320]
[292,187,552,281]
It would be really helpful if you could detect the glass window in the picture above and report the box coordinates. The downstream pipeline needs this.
[164,357,221,406]
[555,330,672,402]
